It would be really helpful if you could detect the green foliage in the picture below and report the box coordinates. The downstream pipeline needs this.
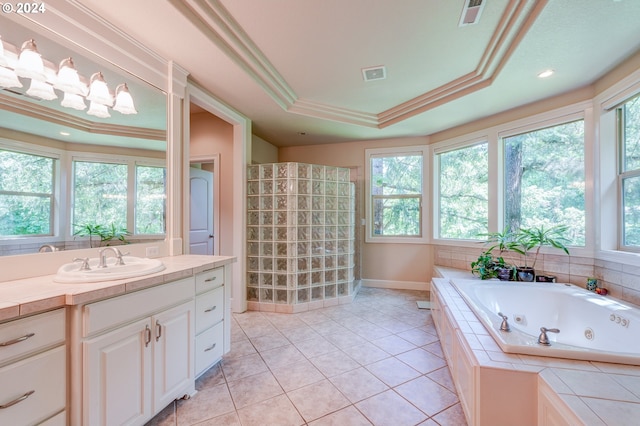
[0,150,54,236]
[371,154,422,236]
[504,121,585,246]
[471,250,510,280]
[73,223,131,248]
[439,143,489,239]
[509,225,570,268]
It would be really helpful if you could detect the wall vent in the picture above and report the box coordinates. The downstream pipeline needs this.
[459,0,485,26]
[362,66,386,82]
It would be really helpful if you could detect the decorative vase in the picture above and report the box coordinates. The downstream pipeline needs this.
[516,267,535,282]
[497,267,513,281]
[586,277,598,291]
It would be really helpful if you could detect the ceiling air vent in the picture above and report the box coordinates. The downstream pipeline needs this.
[362,66,386,82]
[459,0,485,26]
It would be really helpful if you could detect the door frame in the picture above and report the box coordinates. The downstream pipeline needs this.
[190,154,220,255]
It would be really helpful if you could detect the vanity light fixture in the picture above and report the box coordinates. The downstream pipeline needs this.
[0,36,23,89]
[0,35,138,116]
[55,57,87,96]
[26,78,57,100]
[14,39,46,81]
[87,100,111,118]
[113,83,137,114]
[86,72,113,106]
[61,91,87,110]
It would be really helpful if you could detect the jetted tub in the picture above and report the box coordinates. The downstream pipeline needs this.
[450,278,640,365]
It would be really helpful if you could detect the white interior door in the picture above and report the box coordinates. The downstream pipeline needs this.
[189,168,214,255]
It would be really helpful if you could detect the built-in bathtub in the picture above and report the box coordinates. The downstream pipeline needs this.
[450,278,640,365]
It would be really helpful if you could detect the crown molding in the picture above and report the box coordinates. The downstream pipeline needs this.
[0,93,165,141]
[174,0,547,129]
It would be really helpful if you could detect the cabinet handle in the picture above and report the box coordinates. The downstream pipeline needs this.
[204,276,217,282]
[144,325,151,347]
[204,343,216,352]
[155,320,162,342]
[0,390,35,409]
[0,332,35,347]
[204,305,217,313]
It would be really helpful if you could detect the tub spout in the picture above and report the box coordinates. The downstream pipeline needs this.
[538,327,560,346]
[497,312,511,332]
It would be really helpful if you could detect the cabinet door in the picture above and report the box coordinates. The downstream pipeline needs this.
[84,318,152,426]
[153,301,194,411]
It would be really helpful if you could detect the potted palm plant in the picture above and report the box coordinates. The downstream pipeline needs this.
[510,225,570,281]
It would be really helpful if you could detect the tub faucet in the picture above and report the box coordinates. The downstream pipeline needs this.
[38,244,57,252]
[498,312,511,332]
[98,247,128,268]
[538,327,560,346]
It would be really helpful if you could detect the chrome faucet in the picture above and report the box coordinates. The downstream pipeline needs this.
[498,312,511,332]
[38,244,58,253]
[98,247,128,268]
[537,327,560,346]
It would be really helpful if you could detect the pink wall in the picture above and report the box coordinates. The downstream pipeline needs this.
[279,136,433,285]
[190,112,234,256]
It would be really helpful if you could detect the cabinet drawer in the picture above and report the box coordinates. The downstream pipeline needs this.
[0,346,65,426]
[83,277,194,337]
[196,268,224,294]
[39,410,66,426]
[195,286,224,334]
[0,309,65,366]
[195,322,223,377]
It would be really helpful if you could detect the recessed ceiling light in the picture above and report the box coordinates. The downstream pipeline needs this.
[537,69,555,78]
[59,131,70,136]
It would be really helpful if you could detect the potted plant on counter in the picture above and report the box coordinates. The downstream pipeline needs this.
[511,225,570,282]
[472,229,517,280]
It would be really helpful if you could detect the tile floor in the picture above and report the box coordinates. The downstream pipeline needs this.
[146,287,467,426]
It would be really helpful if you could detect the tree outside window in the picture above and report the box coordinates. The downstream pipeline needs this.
[0,149,55,236]
[437,143,488,239]
[504,120,585,246]
[136,165,166,234]
[369,152,423,238]
[72,161,128,233]
[619,95,640,248]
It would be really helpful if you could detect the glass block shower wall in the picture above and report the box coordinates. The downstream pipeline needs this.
[247,162,356,310]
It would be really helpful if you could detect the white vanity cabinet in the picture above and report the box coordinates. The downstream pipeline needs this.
[0,309,66,426]
[194,267,227,377]
[81,277,195,426]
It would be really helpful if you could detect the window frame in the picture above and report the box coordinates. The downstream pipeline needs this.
[0,142,60,240]
[433,139,490,242]
[616,93,640,252]
[70,152,166,239]
[365,145,429,244]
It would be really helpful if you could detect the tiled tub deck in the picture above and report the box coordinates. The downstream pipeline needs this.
[431,270,640,426]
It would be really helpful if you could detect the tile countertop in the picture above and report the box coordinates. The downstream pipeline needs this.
[433,266,640,426]
[0,255,236,323]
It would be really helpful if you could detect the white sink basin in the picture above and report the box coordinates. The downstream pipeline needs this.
[54,256,165,283]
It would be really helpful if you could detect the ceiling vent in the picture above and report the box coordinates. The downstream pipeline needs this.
[459,0,485,26]
[362,66,386,82]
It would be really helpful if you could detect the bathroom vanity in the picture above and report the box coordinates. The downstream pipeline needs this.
[0,254,235,426]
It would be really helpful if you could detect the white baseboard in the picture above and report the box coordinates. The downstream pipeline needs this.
[362,279,430,291]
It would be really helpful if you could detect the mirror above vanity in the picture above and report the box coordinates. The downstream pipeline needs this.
[0,14,168,257]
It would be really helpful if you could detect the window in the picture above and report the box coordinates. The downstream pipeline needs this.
[72,160,166,237]
[0,149,55,236]
[72,161,128,233]
[618,94,640,248]
[503,120,585,245]
[366,146,427,242]
[136,165,166,234]
[437,142,488,239]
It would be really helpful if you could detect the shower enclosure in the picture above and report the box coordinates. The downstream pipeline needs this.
[246,162,357,312]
